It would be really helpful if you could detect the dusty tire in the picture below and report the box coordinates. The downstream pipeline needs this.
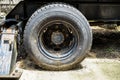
[24,3,92,70]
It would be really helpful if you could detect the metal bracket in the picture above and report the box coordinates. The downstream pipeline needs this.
[0,68,22,79]
[0,28,19,76]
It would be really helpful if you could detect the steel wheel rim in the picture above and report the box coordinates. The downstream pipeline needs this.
[38,19,80,60]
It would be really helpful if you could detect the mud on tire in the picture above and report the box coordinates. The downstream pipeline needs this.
[24,3,92,70]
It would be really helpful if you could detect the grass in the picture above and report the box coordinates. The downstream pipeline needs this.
[105,47,115,53]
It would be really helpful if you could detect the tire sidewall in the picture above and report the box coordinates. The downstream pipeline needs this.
[24,5,92,68]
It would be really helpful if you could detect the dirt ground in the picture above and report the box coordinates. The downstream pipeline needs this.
[90,26,120,58]
[15,26,120,80]
[17,58,120,80]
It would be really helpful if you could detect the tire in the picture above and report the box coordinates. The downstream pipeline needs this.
[24,3,92,70]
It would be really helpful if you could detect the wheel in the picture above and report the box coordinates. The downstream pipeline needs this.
[24,3,92,70]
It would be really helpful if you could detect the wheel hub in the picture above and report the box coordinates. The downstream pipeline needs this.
[51,32,64,45]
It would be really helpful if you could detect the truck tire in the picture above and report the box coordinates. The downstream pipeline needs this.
[24,3,92,70]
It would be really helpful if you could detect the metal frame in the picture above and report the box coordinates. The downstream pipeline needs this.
[5,0,120,24]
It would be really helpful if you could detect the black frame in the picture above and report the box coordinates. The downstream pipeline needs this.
[6,0,120,23]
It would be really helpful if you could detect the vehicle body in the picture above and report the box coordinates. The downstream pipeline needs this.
[6,0,120,22]
[0,0,120,76]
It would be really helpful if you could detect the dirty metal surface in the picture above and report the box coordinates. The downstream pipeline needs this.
[0,68,22,79]
[0,28,17,75]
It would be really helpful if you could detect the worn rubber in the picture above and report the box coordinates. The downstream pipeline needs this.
[24,3,92,70]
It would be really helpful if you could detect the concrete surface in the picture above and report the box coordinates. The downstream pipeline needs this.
[16,58,120,80]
